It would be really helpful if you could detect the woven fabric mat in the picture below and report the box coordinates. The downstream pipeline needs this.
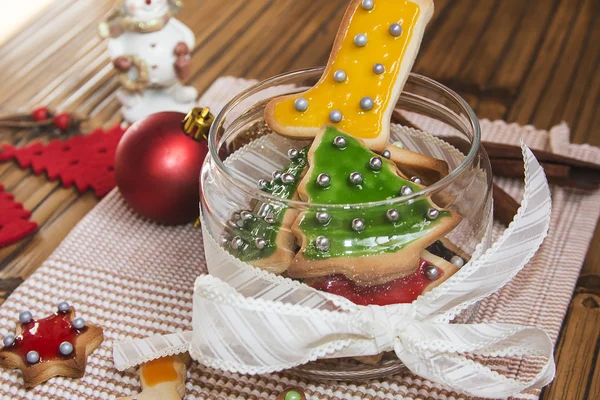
[1,77,599,400]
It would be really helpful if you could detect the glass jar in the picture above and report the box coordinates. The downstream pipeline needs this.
[200,68,492,380]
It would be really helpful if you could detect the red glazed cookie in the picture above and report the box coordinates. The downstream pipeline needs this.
[307,247,467,306]
[0,303,103,388]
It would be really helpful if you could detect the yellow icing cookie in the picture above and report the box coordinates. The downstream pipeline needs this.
[265,0,434,151]
[117,354,190,400]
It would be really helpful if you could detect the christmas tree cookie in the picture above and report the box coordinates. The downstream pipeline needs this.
[288,126,461,286]
[224,147,308,274]
[265,0,435,151]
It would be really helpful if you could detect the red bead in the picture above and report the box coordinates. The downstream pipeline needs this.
[115,112,209,225]
[31,106,48,122]
[53,112,71,131]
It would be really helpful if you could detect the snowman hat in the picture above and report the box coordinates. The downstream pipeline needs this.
[98,0,183,39]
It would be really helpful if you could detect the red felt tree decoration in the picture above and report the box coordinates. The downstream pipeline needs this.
[0,124,126,197]
[0,184,37,247]
[0,123,126,246]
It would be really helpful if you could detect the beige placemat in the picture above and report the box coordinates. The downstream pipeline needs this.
[0,77,599,400]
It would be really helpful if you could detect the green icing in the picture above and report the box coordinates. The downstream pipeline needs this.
[300,126,450,260]
[226,147,308,262]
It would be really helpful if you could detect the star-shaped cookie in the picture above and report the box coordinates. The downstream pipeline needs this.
[0,303,103,388]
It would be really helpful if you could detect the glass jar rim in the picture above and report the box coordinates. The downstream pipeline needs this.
[207,67,481,209]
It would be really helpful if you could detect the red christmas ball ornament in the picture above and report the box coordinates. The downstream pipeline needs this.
[114,110,212,225]
[53,112,71,131]
[31,106,49,121]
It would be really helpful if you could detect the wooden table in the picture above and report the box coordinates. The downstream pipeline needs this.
[0,1,598,398]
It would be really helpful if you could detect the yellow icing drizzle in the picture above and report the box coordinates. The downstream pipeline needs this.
[272,0,420,139]
[140,356,178,387]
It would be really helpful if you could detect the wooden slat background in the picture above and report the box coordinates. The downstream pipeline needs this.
[0,1,598,398]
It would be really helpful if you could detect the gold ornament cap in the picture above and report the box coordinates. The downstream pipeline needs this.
[183,107,214,141]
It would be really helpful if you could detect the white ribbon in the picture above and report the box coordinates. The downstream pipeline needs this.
[114,143,554,399]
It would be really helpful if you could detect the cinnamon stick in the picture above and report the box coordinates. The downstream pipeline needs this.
[483,141,600,171]
[392,108,600,190]
[391,110,532,224]
[493,183,520,226]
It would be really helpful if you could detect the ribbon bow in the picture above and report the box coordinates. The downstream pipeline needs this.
[114,143,554,399]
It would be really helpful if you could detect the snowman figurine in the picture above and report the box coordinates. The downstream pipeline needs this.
[99,0,198,122]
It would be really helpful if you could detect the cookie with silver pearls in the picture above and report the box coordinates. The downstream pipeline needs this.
[0,303,104,388]
[264,0,436,152]
[225,147,309,274]
[290,127,462,286]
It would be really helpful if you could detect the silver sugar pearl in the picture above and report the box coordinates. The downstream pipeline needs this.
[57,302,70,313]
[425,265,440,280]
[315,236,330,251]
[294,98,309,112]
[354,33,368,47]
[258,179,269,190]
[72,317,86,330]
[26,350,40,364]
[317,173,331,187]
[19,311,32,325]
[3,335,15,347]
[255,238,267,250]
[227,220,238,229]
[272,170,282,180]
[360,96,374,111]
[59,341,73,356]
[288,148,299,159]
[257,203,272,217]
[240,211,253,221]
[400,185,414,196]
[349,172,363,185]
[281,173,295,184]
[386,209,399,222]
[361,0,374,10]
[220,236,230,246]
[427,208,440,220]
[410,176,422,184]
[351,218,365,232]
[329,110,343,123]
[235,219,245,228]
[382,150,391,159]
[425,265,440,281]
[389,23,403,36]
[369,156,382,171]
[230,236,244,250]
[373,63,385,74]
[333,69,347,82]
[264,215,276,224]
[451,255,465,268]
[315,212,331,224]
[333,135,347,149]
